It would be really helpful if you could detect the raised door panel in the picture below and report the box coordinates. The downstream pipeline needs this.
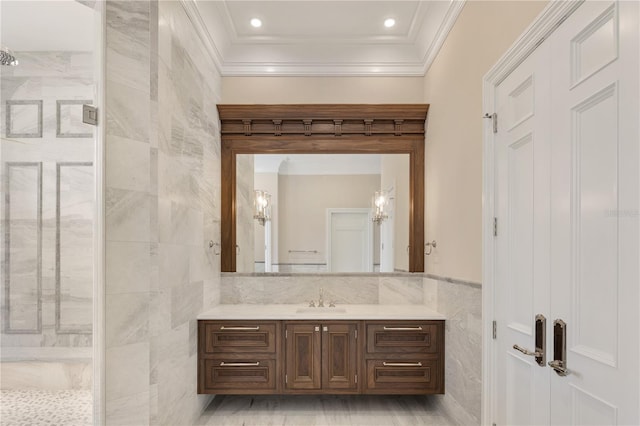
[322,322,358,391]
[285,323,321,390]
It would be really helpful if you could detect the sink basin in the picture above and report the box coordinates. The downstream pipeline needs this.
[295,307,347,314]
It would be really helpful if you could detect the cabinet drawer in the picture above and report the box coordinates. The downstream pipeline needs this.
[202,321,277,354]
[365,359,442,394]
[366,322,440,354]
[201,359,276,391]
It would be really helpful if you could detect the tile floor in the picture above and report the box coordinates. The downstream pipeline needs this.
[0,389,92,426]
[197,395,454,426]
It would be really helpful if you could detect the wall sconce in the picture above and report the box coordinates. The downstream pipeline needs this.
[372,190,389,224]
[253,190,271,226]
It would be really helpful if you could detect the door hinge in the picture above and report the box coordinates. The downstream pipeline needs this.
[483,112,498,133]
[355,330,358,340]
[285,374,288,384]
[82,104,98,126]
[493,320,497,339]
[493,217,498,237]
[285,330,287,339]
[355,374,358,384]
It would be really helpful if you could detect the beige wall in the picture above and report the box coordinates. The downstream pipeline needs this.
[278,174,380,266]
[222,76,424,103]
[423,0,547,283]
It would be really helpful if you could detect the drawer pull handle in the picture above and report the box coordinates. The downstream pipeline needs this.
[382,362,423,367]
[382,326,423,331]
[219,362,260,367]
[219,326,260,331]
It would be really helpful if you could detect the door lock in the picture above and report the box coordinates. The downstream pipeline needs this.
[548,319,569,376]
[513,314,546,366]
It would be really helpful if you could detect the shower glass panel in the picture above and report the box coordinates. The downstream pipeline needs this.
[0,2,101,424]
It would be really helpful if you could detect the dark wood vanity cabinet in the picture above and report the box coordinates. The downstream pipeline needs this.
[363,321,444,394]
[198,319,443,395]
[284,322,358,393]
[198,321,280,394]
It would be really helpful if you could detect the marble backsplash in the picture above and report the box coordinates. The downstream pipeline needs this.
[220,273,425,305]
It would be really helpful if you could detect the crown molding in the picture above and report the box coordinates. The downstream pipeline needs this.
[420,0,466,75]
[220,62,427,77]
[179,0,224,74]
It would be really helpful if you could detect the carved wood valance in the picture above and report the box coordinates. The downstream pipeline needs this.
[217,104,429,137]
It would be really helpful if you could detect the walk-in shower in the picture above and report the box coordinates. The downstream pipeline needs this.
[1,2,102,424]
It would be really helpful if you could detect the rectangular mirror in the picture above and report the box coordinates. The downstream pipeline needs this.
[236,154,409,273]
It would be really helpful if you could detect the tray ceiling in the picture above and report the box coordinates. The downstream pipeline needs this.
[185,0,465,76]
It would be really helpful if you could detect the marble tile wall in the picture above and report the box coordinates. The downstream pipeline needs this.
[1,51,94,351]
[236,155,255,273]
[104,1,221,425]
[220,274,425,305]
[104,1,152,424]
[424,276,482,425]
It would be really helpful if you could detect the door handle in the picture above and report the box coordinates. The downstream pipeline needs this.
[512,314,546,366]
[548,319,569,376]
[219,362,260,367]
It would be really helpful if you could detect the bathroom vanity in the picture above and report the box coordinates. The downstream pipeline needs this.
[197,305,445,395]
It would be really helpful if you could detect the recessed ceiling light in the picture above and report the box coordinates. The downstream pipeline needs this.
[250,18,262,28]
[384,18,396,28]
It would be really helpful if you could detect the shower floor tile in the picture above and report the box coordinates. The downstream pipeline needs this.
[197,395,454,426]
[0,389,92,426]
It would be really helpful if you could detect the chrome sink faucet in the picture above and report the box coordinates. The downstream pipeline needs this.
[308,287,336,307]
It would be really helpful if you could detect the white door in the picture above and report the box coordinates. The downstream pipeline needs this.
[548,1,639,424]
[380,185,395,272]
[327,209,373,272]
[493,35,552,426]
[493,1,639,425]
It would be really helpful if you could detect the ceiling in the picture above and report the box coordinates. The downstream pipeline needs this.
[187,0,465,76]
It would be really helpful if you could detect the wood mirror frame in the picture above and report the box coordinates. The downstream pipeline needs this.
[218,104,429,273]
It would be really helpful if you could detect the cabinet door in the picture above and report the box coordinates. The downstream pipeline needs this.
[285,323,321,390]
[322,322,358,391]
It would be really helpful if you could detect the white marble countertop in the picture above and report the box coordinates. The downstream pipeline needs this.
[197,304,445,320]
